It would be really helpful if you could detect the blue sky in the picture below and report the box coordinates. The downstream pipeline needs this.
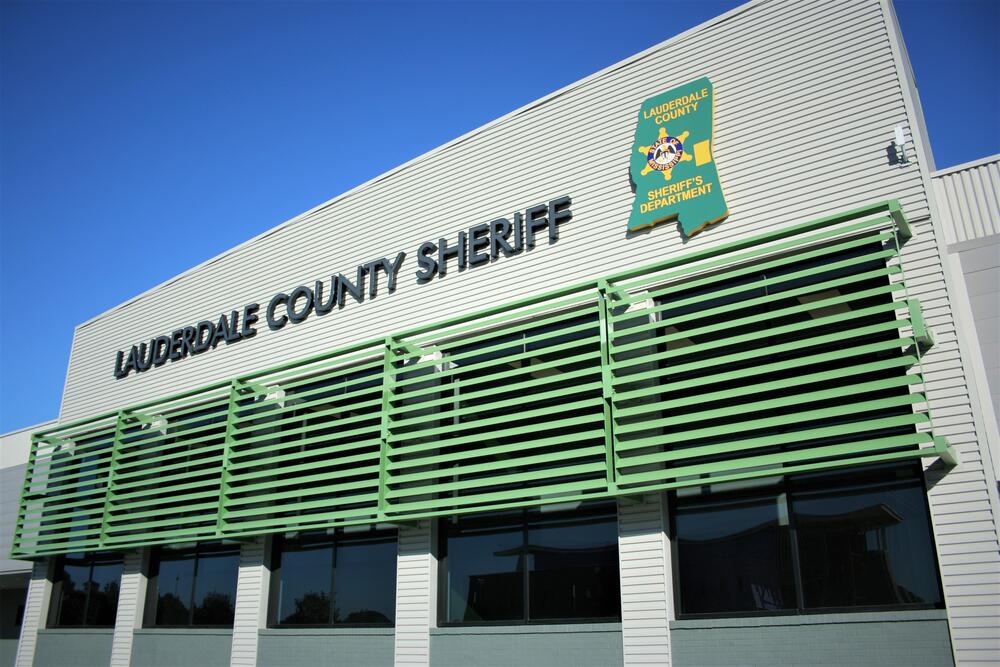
[1,0,998,432]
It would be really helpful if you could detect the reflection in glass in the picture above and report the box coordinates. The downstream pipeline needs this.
[442,503,621,624]
[792,466,943,609]
[675,492,796,614]
[444,514,524,623]
[277,538,334,624]
[527,505,620,621]
[192,548,240,625]
[271,529,397,626]
[153,543,238,626]
[86,557,124,625]
[335,533,396,624]
[53,553,123,627]
[154,551,195,625]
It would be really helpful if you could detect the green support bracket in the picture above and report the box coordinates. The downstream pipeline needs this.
[888,200,912,243]
[391,340,430,360]
[908,298,935,353]
[98,411,127,547]
[214,379,243,536]
[934,436,959,467]
[597,282,618,492]
[377,337,395,519]
[602,283,630,303]
[236,380,269,396]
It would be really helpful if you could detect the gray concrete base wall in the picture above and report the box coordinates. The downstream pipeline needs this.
[257,628,394,667]
[429,623,623,667]
[0,640,16,667]
[130,629,232,667]
[33,629,112,667]
[670,610,953,667]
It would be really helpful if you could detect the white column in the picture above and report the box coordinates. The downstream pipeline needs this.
[617,494,673,666]
[14,559,53,667]
[229,537,270,667]
[109,549,149,667]
[393,520,435,667]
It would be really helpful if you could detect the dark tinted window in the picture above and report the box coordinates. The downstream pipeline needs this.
[51,552,123,627]
[674,487,795,614]
[672,463,943,617]
[150,543,239,626]
[792,466,943,609]
[270,528,396,626]
[528,504,620,621]
[443,512,524,623]
[441,502,620,625]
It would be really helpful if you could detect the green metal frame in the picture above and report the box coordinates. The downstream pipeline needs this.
[12,200,950,558]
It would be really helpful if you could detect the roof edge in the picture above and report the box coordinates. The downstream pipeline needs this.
[932,154,1000,179]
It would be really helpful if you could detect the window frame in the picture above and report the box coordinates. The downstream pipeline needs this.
[266,527,398,628]
[667,462,946,619]
[47,551,124,628]
[143,541,241,628]
[436,502,622,627]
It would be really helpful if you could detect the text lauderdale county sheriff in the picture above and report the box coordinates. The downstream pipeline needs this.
[112,196,572,379]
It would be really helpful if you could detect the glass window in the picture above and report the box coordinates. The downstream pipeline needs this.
[270,527,396,626]
[791,465,943,609]
[442,512,524,623]
[440,501,620,625]
[674,487,796,614]
[50,552,123,627]
[672,463,943,617]
[148,542,239,626]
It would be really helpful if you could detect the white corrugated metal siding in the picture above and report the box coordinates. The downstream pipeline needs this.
[933,156,1000,245]
[617,496,672,666]
[109,550,146,667]
[394,521,433,665]
[230,538,268,667]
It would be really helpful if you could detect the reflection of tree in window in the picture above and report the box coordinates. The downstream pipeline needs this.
[51,552,123,627]
[269,528,396,626]
[149,542,239,626]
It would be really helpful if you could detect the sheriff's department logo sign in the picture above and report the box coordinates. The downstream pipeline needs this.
[628,77,729,237]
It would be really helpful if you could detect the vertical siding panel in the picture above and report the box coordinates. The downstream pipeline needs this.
[618,495,672,665]
[229,537,268,667]
[109,549,147,667]
[932,157,1000,244]
[394,521,432,666]
[14,560,51,667]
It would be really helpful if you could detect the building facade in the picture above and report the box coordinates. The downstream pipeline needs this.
[5,0,1000,665]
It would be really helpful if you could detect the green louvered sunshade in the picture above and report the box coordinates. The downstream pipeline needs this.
[12,200,951,558]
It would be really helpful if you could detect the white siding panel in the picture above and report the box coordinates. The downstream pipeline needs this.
[618,495,671,666]
[13,560,51,667]
[394,521,432,666]
[230,537,268,667]
[933,157,1000,245]
[110,549,147,667]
